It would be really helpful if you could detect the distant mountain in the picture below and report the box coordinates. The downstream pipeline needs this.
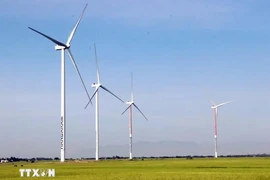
[129,140,200,157]
[93,140,201,157]
[2,140,270,158]
[73,141,270,158]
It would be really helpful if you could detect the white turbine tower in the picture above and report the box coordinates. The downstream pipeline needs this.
[121,73,148,160]
[211,100,232,158]
[85,44,124,161]
[28,4,90,162]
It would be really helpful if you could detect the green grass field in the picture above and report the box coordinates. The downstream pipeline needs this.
[1,158,270,180]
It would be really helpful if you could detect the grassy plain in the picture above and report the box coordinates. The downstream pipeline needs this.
[0,158,270,180]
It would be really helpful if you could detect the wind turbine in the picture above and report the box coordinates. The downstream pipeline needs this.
[28,4,90,162]
[85,44,124,161]
[210,100,232,158]
[121,73,148,160]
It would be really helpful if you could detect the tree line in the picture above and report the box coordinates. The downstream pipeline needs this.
[1,154,270,162]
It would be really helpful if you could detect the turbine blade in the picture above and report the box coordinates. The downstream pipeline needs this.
[131,73,134,101]
[121,104,132,115]
[133,103,148,121]
[217,100,232,107]
[94,43,100,83]
[85,100,91,109]
[100,85,124,103]
[67,49,92,104]
[85,87,99,109]
[66,4,88,46]
[28,27,66,47]
[210,100,216,106]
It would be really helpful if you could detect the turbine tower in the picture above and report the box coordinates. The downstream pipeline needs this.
[211,100,232,158]
[28,4,90,162]
[85,44,124,161]
[121,73,148,160]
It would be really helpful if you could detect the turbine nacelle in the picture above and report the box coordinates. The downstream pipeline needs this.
[210,100,232,109]
[126,101,134,105]
[92,83,101,88]
[55,45,68,50]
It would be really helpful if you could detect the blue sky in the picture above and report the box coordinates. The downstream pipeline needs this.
[1,0,270,158]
